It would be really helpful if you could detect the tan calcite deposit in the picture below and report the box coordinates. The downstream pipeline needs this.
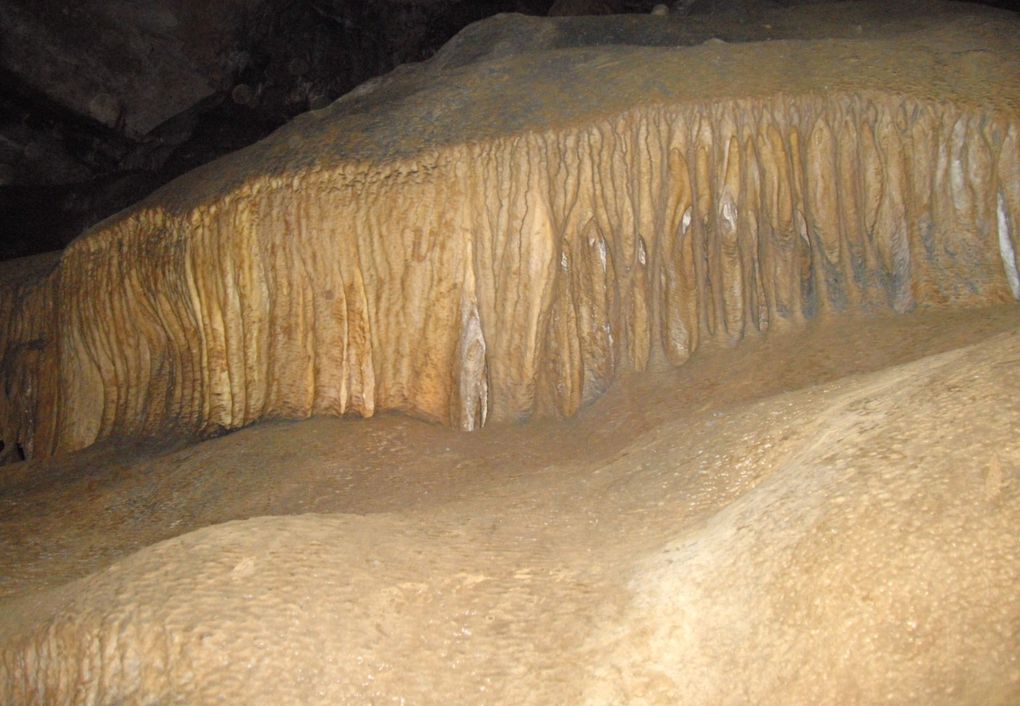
[1,310,1018,704]
[2,1,1020,460]
[0,254,59,463]
[1,3,1020,702]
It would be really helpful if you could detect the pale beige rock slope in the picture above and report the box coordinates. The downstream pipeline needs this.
[2,1,1019,460]
[0,311,1017,705]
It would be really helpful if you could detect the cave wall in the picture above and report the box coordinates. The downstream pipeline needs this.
[4,92,1019,460]
[1,4,1019,461]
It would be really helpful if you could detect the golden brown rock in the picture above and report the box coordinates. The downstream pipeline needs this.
[1,1,1019,461]
[0,253,59,463]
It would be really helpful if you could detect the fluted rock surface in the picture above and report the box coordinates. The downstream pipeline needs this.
[2,1,1020,460]
[0,254,59,463]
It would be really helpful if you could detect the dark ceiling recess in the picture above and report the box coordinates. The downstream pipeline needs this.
[0,0,1017,261]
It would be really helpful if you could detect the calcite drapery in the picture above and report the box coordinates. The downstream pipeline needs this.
[1,3,1019,460]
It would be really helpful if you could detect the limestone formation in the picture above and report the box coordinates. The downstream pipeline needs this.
[0,254,59,463]
[1,307,1018,704]
[1,1,1020,461]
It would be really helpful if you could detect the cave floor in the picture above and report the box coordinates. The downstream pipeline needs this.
[1,304,1019,702]
[2,304,1018,604]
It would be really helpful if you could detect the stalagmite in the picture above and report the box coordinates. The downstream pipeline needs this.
[2,2,1020,461]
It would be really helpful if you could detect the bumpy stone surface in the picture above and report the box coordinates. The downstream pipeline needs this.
[1,315,1017,704]
[1,1,1019,461]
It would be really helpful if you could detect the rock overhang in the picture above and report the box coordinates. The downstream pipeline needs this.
[1,0,1019,461]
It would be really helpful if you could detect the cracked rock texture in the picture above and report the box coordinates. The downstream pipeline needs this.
[2,0,1020,462]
